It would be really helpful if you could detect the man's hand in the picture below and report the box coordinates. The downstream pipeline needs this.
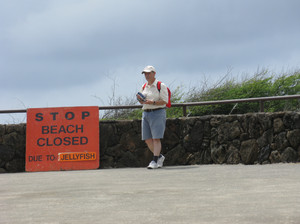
[143,100,154,105]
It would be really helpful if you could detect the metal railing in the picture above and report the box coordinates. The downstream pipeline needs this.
[1,94,300,117]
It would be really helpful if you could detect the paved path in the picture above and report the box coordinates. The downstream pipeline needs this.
[1,164,300,224]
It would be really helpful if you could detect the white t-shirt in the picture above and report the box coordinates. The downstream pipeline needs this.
[140,79,168,110]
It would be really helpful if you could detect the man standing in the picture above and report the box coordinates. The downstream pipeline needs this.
[137,65,168,169]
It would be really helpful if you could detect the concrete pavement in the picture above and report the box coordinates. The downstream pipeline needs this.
[1,164,300,224]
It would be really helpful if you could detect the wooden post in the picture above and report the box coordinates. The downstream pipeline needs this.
[183,105,187,117]
[259,101,264,112]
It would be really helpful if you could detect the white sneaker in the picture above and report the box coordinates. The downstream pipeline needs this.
[147,161,158,169]
[157,155,165,168]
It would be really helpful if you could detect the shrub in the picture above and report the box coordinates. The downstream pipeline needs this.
[99,69,300,120]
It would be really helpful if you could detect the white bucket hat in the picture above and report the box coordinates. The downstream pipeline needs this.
[141,65,156,74]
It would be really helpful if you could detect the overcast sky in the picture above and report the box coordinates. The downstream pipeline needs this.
[1,0,300,123]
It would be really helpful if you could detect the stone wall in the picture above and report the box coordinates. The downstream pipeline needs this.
[1,112,300,172]
[0,124,26,172]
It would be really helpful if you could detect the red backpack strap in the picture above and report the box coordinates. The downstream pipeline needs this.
[156,81,171,108]
[157,81,162,91]
[142,83,147,90]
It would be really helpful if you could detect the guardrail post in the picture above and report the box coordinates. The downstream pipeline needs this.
[183,105,187,117]
[259,100,264,112]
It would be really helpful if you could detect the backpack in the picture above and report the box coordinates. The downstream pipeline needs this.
[142,81,171,108]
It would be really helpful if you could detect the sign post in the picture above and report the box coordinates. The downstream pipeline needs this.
[26,106,99,172]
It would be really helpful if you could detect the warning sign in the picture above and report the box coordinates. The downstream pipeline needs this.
[26,106,99,172]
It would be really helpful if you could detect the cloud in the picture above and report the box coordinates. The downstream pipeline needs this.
[0,0,300,123]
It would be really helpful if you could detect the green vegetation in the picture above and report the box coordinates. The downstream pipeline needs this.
[100,69,300,120]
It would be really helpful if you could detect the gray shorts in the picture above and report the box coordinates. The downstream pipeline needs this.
[142,109,166,140]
